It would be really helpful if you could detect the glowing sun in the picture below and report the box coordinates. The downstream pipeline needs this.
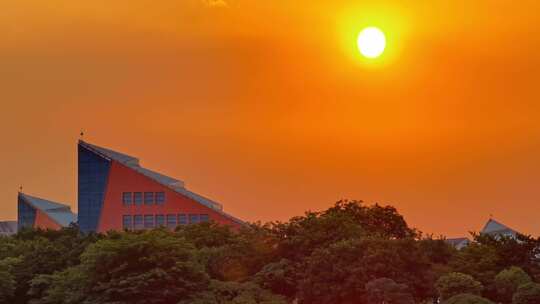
[357,27,386,58]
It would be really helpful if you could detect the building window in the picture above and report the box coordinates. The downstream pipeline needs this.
[134,192,143,205]
[134,215,143,229]
[122,215,132,229]
[167,214,177,229]
[144,215,154,229]
[122,192,132,206]
[156,192,165,205]
[189,214,200,224]
[178,214,187,225]
[155,214,165,227]
[200,214,210,222]
[144,192,154,205]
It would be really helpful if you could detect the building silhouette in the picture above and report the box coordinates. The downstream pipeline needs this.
[14,140,243,233]
[17,193,76,230]
[446,218,520,250]
[78,140,243,232]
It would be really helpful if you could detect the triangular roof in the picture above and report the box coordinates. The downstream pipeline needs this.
[81,141,141,166]
[19,193,77,227]
[80,140,185,188]
[481,218,518,236]
[79,140,244,225]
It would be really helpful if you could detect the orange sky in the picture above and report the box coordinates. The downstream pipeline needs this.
[1,0,540,237]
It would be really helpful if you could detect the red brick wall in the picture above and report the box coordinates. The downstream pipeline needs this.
[97,161,242,232]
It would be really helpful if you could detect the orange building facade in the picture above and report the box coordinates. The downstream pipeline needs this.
[78,140,243,233]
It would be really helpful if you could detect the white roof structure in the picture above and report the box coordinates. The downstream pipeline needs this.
[481,218,518,237]
[0,221,17,236]
[79,140,244,225]
[446,237,470,250]
[19,193,77,227]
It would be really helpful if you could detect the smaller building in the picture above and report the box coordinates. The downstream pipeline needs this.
[17,192,77,231]
[481,218,518,238]
[446,237,470,250]
[0,221,17,236]
[446,218,520,250]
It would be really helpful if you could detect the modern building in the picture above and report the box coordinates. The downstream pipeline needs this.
[17,192,77,230]
[481,218,518,238]
[0,221,17,236]
[78,140,243,233]
[445,237,470,250]
[446,218,519,249]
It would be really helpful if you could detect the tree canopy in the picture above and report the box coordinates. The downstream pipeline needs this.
[436,272,484,300]
[512,282,540,304]
[494,267,532,303]
[443,293,494,304]
[0,200,538,304]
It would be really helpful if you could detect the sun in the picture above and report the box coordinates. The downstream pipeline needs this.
[357,27,386,59]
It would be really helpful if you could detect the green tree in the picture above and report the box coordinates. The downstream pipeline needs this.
[451,234,540,300]
[443,293,494,304]
[1,226,99,304]
[254,259,297,299]
[324,200,418,239]
[419,237,457,265]
[436,272,483,301]
[298,238,435,304]
[28,266,87,304]
[191,223,278,282]
[272,201,417,263]
[180,280,287,304]
[449,244,499,299]
[474,234,540,277]
[494,267,532,303]
[512,282,540,304]
[176,221,238,249]
[78,229,209,304]
[365,278,414,304]
[0,257,20,302]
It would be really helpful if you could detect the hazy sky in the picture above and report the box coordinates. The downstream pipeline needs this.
[1,1,540,237]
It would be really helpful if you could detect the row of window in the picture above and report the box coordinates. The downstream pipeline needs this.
[122,192,165,206]
[122,214,210,229]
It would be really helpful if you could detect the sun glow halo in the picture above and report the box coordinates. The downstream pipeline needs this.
[357,27,386,58]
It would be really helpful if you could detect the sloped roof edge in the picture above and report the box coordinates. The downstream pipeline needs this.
[79,140,245,225]
[481,218,518,235]
[18,193,77,227]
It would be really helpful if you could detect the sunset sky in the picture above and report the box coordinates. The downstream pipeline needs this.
[2,0,540,237]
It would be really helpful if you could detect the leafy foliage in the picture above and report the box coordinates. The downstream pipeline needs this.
[494,267,532,303]
[81,229,209,304]
[0,256,20,301]
[436,272,484,300]
[443,293,494,304]
[254,259,297,299]
[180,280,287,304]
[450,233,540,299]
[298,238,435,303]
[512,282,540,304]
[365,277,414,304]
[0,200,538,304]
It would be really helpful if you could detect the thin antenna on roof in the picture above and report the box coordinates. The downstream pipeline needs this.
[19,185,23,193]
[489,213,493,219]
[80,130,84,139]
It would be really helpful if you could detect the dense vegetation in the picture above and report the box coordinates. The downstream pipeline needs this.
[0,200,539,304]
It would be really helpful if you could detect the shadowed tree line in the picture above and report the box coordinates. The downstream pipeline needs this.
[0,200,539,304]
